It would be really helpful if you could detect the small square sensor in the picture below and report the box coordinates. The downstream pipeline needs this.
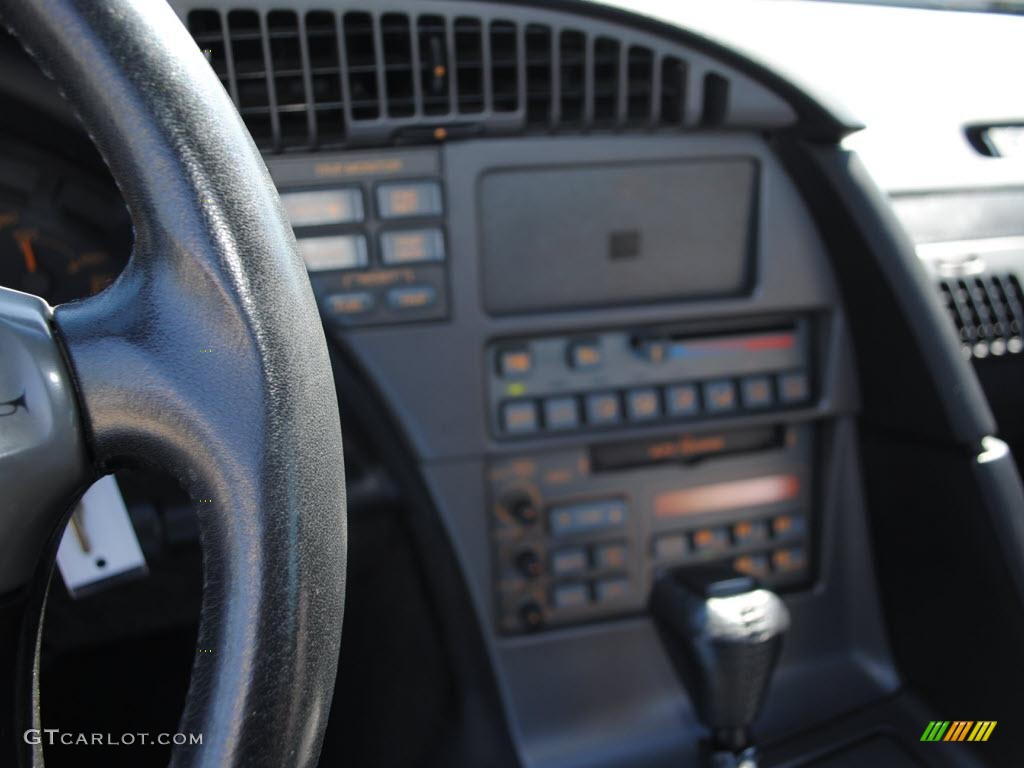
[608,230,641,260]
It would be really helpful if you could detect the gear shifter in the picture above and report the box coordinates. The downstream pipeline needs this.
[650,569,789,768]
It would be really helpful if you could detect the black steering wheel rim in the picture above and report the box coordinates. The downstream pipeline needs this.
[0,1,347,766]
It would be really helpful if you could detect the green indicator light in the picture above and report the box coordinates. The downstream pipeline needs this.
[506,382,526,397]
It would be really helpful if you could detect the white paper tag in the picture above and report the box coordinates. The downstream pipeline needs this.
[56,475,147,598]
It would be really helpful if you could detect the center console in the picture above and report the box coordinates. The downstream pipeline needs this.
[485,320,816,634]
[265,133,896,768]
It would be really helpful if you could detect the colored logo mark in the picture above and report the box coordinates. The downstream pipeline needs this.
[921,721,996,742]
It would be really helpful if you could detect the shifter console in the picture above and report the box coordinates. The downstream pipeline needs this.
[650,571,789,767]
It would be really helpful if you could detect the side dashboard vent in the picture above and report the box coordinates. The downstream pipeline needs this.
[185,7,778,153]
[939,273,1024,359]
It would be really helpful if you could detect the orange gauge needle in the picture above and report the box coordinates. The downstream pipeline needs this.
[15,231,38,273]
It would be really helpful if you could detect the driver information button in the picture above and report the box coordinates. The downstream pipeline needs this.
[386,284,437,310]
[324,291,374,316]
[296,234,368,272]
[281,188,364,226]
[380,228,446,264]
[376,181,443,218]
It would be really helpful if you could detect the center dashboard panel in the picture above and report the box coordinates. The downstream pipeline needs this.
[258,132,896,768]
[192,1,899,759]
[485,319,817,634]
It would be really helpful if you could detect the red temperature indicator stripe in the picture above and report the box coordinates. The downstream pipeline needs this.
[654,474,800,519]
[741,333,796,351]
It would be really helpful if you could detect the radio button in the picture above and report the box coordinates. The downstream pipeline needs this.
[592,541,628,570]
[740,376,774,409]
[568,339,603,370]
[772,547,807,573]
[666,384,700,418]
[376,180,442,219]
[703,380,738,414]
[551,582,590,609]
[501,400,539,435]
[734,554,770,578]
[772,514,806,538]
[733,519,770,544]
[585,392,622,427]
[692,527,731,553]
[543,396,580,431]
[778,372,810,405]
[549,499,627,537]
[551,548,588,576]
[594,577,630,603]
[626,387,661,421]
[380,228,446,264]
[653,533,688,560]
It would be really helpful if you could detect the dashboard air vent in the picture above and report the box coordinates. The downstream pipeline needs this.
[185,7,791,153]
[939,274,1024,359]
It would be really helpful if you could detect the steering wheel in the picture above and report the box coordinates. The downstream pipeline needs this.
[0,0,347,766]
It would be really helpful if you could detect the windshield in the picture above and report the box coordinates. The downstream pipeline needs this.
[809,0,1024,12]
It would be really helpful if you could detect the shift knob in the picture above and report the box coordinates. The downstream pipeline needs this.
[650,570,789,759]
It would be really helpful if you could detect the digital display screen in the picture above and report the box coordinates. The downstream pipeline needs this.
[280,188,364,227]
[653,474,800,518]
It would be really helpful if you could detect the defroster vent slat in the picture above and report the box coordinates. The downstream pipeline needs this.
[187,7,739,152]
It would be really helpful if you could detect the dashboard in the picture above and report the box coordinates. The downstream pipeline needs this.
[2,1,1023,767]
[180,3,879,764]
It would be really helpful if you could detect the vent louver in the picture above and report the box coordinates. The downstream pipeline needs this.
[186,8,755,153]
[939,273,1024,359]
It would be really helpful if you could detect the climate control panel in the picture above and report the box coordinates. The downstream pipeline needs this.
[486,319,813,439]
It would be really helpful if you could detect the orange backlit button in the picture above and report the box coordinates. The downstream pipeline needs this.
[732,519,770,544]
[585,393,622,427]
[323,291,374,316]
[386,285,437,310]
[569,340,603,369]
[376,181,443,219]
[594,577,631,603]
[593,542,627,570]
[500,400,539,435]
[734,554,770,578]
[702,380,737,414]
[692,527,730,553]
[666,384,700,418]
[380,228,446,264]
[772,547,807,573]
[626,388,661,421]
[740,376,773,409]
[498,348,532,377]
[777,372,810,405]
[772,515,806,538]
